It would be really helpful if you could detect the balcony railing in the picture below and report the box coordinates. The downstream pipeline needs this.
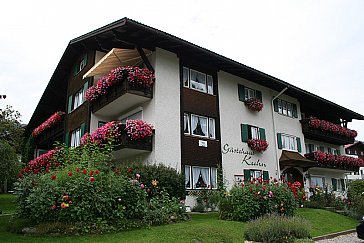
[300,119,355,145]
[114,123,153,152]
[35,120,65,146]
[305,151,363,172]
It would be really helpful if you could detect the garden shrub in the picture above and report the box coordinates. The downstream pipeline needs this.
[244,214,311,243]
[347,180,364,219]
[219,178,298,222]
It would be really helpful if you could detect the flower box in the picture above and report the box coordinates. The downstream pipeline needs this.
[244,98,263,112]
[248,139,269,152]
[32,111,65,137]
[305,151,364,171]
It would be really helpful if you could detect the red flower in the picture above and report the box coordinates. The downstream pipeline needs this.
[247,139,269,152]
[249,187,253,191]
[127,168,133,173]
[244,98,263,112]
[89,171,94,176]
[95,170,100,175]
[18,173,22,178]
[89,177,95,182]
[51,205,57,209]
[83,169,87,174]
[76,168,80,172]
[52,175,57,180]
[68,171,73,176]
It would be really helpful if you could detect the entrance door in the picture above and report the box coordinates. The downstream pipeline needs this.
[282,167,304,185]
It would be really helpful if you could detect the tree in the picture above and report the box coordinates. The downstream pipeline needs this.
[0,141,20,193]
[0,105,23,153]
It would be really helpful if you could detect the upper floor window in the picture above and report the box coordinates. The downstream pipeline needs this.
[277,133,301,152]
[273,98,298,118]
[238,84,262,102]
[73,89,85,110]
[241,124,266,142]
[70,127,81,147]
[184,113,215,139]
[73,52,88,76]
[183,67,214,95]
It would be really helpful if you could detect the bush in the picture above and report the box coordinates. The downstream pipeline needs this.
[219,178,298,221]
[244,214,311,243]
[347,180,364,218]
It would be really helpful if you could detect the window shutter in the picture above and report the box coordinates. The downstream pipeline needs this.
[309,144,314,153]
[277,133,282,149]
[327,148,332,154]
[337,149,341,155]
[68,95,73,113]
[83,81,89,93]
[292,104,298,118]
[319,146,325,152]
[241,124,249,142]
[263,171,269,180]
[259,128,266,140]
[340,179,345,190]
[80,123,86,137]
[84,51,88,66]
[296,137,302,153]
[73,64,78,76]
[244,169,251,181]
[256,90,262,102]
[65,132,70,147]
[273,98,279,112]
[238,84,246,101]
[331,178,337,191]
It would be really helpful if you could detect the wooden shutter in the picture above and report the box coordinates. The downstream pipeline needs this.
[331,178,337,191]
[83,81,89,94]
[337,149,341,155]
[244,169,251,181]
[296,137,302,153]
[273,98,279,112]
[256,90,262,102]
[292,104,298,118]
[241,124,249,142]
[80,123,86,137]
[84,51,88,66]
[263,171,269,180]
[259,128,266,140]
[277,133,283,149]
[65,132,70,147]
[68,95,73,113]
[238,84,246,101]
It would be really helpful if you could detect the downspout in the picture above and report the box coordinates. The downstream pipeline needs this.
[271,87,289,178]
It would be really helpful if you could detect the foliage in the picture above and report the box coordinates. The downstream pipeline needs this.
[347,180,364,218]
[0,105,23,153]
[116,163,185,199]
[244,214,311,243]
[21,135,35,164]
[306,186,348,210]
[191,190,220,212]
[219,178,298,221]
[0,141,21,192]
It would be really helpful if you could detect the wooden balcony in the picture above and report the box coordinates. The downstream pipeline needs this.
[35,120,65,148]
[300,119,354,145]
[112,123,153,160]
[91,79,153,117]
[305,152,359,172]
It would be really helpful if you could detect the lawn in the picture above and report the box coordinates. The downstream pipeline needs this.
[0,193,16,214]
[0,193,360,242]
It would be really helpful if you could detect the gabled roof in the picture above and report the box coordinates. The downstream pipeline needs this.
[26,17,364,135]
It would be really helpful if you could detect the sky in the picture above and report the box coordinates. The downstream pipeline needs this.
[1,0,364,140]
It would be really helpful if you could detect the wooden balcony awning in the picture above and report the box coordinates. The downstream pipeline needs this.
[279,150,317,170]
[83,48,152,79]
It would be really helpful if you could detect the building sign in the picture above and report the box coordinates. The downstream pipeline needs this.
[199,140,207,147]
[222,143,267,167]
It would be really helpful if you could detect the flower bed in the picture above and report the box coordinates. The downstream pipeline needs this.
[307,117,357,138]
[244,98,263,112]
[247,139,268,152]
[32,111,65,137]
[305,151,364,168]
[85,66,155,102]
[19,149,61,176]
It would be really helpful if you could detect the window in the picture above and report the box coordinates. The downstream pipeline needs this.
[73,52,88,76]
[310,176,324,188]
[277,133,301,152]
[120,110,143,123]
[238,84,262,102]
[241,124,266,142]
[186,114,216,139]
[182,67,214,95]
[73,89,84,110]
[273,98,298,118]
[70,128,81,147]
[79,56,87,72]
[98,121,107,128]
[306,143,315,153]
[185,166,218,189]
[331,178,344,191]
[243,169,269,181]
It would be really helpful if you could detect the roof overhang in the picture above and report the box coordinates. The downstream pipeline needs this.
[83,48,152,79]
[279,150,317,170]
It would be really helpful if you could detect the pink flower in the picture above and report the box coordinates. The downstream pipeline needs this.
[136,173,141,179]
[244,98,263,112]
[140,184,145,189]
[32,111,65,137]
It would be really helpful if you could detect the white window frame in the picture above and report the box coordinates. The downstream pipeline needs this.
[188,114,215,139]
[210,167,218,189]
[73,89,84,110]
[182,67,214,95]
[251,170,262,179]
[277,98,295,118]
[184,113,190,134]
[192,166,210,189]
[310,176,325,188]
[245,87,256,100]
[333,178,343,191]
[190,69,207,93]
[190,166,217,189]
[70,128,81,147]
[207,75,213,95]
[185,165,192,189]
[183,67,189,88]
[208,118,215,139]
[281,134,297,151]
[79,57,87,72]
[250,126,260,140]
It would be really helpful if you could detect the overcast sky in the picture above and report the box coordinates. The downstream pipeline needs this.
[1,0,364,140]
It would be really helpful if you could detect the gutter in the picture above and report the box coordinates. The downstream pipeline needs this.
[271,87,289,177]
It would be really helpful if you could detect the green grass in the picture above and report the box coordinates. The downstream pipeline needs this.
[0,193,360,242]
[296,208,359,237]
[0,193,16,214]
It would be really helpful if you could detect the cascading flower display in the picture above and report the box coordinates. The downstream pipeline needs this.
[305,150,364,168]
[244,98,263,112]
[81,121,121,145]
[32,111,65,137]
[125,119,154,141]
[247,139,269,152]
[307,117,357,138]
[20,149,60,175]
[85,66,155,102]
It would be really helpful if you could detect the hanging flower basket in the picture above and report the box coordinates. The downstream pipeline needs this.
[307,117,357,138]
[248,139,269,152]
[306,151,364,168]
[32,111,65,137]
[244,98,263,112]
